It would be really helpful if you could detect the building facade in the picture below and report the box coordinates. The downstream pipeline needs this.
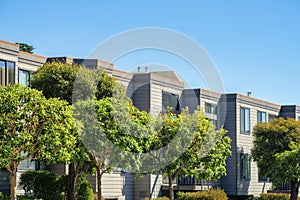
[0,39,299,199]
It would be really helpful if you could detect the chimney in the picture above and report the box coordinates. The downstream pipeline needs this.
[145,66,148,73]
[137,66,141,72]
[247,91,252,97]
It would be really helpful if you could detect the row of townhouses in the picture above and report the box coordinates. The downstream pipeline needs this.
[0,40,299,200]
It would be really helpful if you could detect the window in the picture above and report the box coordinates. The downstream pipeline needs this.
[19,69,31,86]
[0,60,15,85]
[268,114,277,122]
[241,153,251,180]
[257,111,266,123]
[240,107,250,134]
[162,91,179,112]
[0,60,5,85]
[205,103,217,114]
[17,152,35,171]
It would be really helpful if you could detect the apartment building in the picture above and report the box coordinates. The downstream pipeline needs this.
[0,39,299,199]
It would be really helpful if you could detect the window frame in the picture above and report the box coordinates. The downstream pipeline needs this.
[0,59,15,85]
[19,69,32,86]
[240,107,251,134]
[257,111,267,123]
[268,114,277,122]
[162,91,180,112]
[205,102,217,115]
[240,153,251,181]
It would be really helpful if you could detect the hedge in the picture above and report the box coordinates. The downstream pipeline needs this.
[256,193,300,200]
[145,197,170,200]
[177,189,228,200]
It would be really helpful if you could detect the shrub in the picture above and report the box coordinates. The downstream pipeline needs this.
[177,189,228,200]
[256,193,300,200]
[0,193,10,200]
[20,170,66,200]
[78,178,94,200]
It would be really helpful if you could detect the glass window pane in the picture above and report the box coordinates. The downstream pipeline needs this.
[0,60,5,85]
[7,61,15,84]
[19,69,30,86]
[162,91,179,112]
[241,153,251,180]
[258,111,266,123]
[245,108,250,132]
[241,108,245,132]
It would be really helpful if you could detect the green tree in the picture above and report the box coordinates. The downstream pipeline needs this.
[252,118,300,200]
[16,43,34,54]
[31,61,122,200]
[0,85,77,200]
[74,87,154,199]
[149,109,231,200]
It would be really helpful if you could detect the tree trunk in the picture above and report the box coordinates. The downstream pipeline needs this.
[10,170,17,200]
[290,179,299,200]
[67,163,81,200]
[168,174,175,200]
[97,168,103,200]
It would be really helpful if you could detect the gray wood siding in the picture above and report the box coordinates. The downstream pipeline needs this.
[221,94,238,195]
[88,172,133,200]
[130,74,151,112]
[235,96,280,196]
[182,89,200,113]
[150,174,163,198]
[150,82,183,117]
[134,175,151,200]
[0,170,10,194]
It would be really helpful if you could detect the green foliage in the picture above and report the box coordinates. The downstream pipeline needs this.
[158,109,230,185]
[0,85,77,200]
[16,43,34,53]
[0,193,10,200]
[256,193,300,200]
[177,189,228,200]
[252,118,300,186]
[95,71,116,100]
[78,178,94,200]
[31,62,80,104]
[20,170,66,200]
[0,85,77,170]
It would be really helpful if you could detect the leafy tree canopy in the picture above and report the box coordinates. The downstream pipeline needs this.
[0,84,77,200]
[16,42,35,54]
[252,118,300,200]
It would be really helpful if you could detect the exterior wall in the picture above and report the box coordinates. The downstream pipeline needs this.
[134,175,151,200]
[221,94,238,196]
[234,95,281,196]
[149,73,184,116]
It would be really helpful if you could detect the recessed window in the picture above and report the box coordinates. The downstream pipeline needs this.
[241,153,251,181]
[240,107,250,134]
[205,103,217,115]
[257,111,266,123]
[19,69,32,86]
[268,114,277,122]
[0,60,15,85]
[162,91,179,112]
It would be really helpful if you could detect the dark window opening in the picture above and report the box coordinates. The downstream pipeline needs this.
[162,91,179,112]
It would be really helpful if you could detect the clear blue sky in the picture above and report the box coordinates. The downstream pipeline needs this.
[1,0,300,105]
